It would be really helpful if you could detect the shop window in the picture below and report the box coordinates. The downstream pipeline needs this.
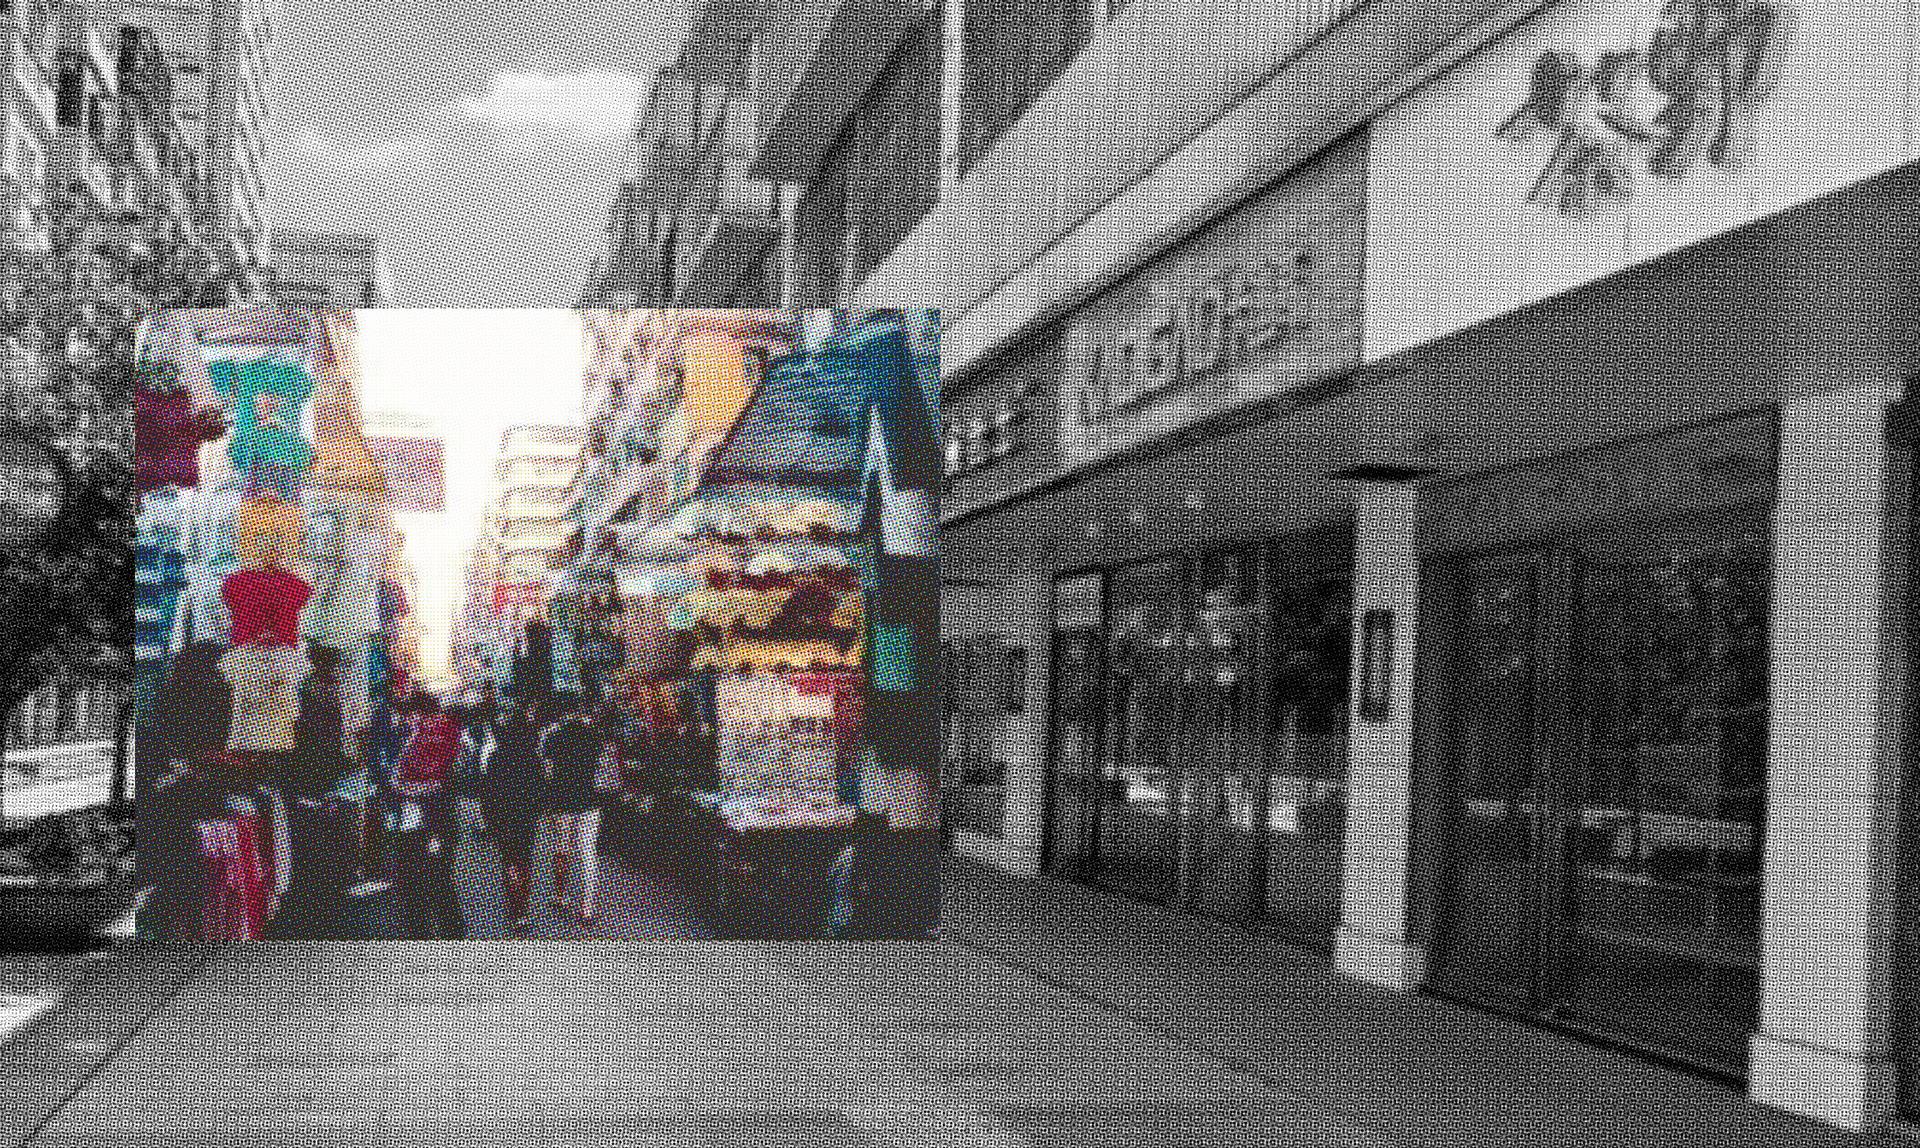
[941,633,1020,839]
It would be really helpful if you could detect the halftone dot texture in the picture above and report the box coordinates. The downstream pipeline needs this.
[13,0,1920,1140]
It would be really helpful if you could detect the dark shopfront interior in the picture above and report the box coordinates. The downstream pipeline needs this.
[1036,419,1777,1078]
[1414,497,1773,1079]
[1045,529,1355,949]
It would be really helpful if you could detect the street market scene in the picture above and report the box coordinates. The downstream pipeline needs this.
[131,306,942,940]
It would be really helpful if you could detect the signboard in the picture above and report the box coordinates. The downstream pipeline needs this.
[0,434,65,547]
[1496,0,1798,219]
[366,435,446,513]
[1422,412,1777,553]
[1365,0,1909,363]
[942,333,1061,518]
[1060,135,1366,469]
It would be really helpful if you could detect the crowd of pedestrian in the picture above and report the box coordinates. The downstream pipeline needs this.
[363,682,719,938]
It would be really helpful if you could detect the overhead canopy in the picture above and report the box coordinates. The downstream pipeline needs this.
[698,319,933,493]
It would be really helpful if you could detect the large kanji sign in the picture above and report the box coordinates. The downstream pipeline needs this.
[1498,0,1798,218]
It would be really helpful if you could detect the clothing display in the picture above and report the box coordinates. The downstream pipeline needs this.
[305,525,384,648]
[223,566,313,647]
[136,386,224,494]
[195,814,268,941]
[236,495,305,569]
[134,331,436,941]
[218,645,312,753]
[135,541,187,663]
[210,357,315,486]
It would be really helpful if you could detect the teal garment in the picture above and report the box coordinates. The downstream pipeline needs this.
[210,358,316,477]
[871,622,916,690]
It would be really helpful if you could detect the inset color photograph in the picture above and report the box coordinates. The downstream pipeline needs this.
[133,307,941,940]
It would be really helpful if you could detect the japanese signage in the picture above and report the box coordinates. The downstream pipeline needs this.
[944,388,1031,479]
[1499,0,1797,218]
[1060,135,1365,469]
[942,333,1062,518]
[1423,412,1776,553]
[366,435,447,513]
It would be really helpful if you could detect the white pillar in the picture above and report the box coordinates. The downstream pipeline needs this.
[1334,481,1427,992]
[1748,382,1910,1131]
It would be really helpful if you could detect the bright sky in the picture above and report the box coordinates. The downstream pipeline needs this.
[269,5,693,304]
[353,311,584,685]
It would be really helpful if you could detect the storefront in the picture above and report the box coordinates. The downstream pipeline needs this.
[939,0,1920,1129]
[1039,535,1354,944]
[1410,415,1775,1076]
[943,130,1370,921]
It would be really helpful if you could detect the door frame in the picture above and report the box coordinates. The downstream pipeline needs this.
[1426,503,1776,1076]
[1258,539,1357,947]
[1041,564,1108,881]
[1182,541,1273,922]
[1092,548,1193,907]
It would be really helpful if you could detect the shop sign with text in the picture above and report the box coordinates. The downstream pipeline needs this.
[1060,135,1365,469]
[1498,0,1797,218]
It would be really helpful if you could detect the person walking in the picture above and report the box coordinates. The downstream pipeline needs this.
[390,692,466,939]
[479,696,547,935]
[540,700,607,924]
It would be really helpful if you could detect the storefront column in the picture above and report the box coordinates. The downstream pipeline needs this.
[946,555,1051,877]
[1334,480,1426,992]
[1749,382,1912,1131]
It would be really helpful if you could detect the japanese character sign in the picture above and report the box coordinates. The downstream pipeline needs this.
[1498,0,1796,218]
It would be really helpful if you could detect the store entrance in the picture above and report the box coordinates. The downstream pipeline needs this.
[1045,573,1106,882]
[1433,512,1771,1075]
[1186,549,1266,921]
[1097,557,1185,904]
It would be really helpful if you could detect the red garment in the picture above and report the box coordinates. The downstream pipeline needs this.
[135,387,222,493]
[223,567,313,646]
[396,714,460,786]
[196,816,267,941]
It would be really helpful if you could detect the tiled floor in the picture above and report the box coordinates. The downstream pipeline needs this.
[0,856,1906,1147]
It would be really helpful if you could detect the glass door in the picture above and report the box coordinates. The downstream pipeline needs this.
[1552,518,1768,1073]
[1047,575,1106,881]
[1098,557,1187,905]
[1434,550,1551,1010]
[1186,548,1267,921]
[1434,512,1770,1074]
[1263,557,1353,946]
